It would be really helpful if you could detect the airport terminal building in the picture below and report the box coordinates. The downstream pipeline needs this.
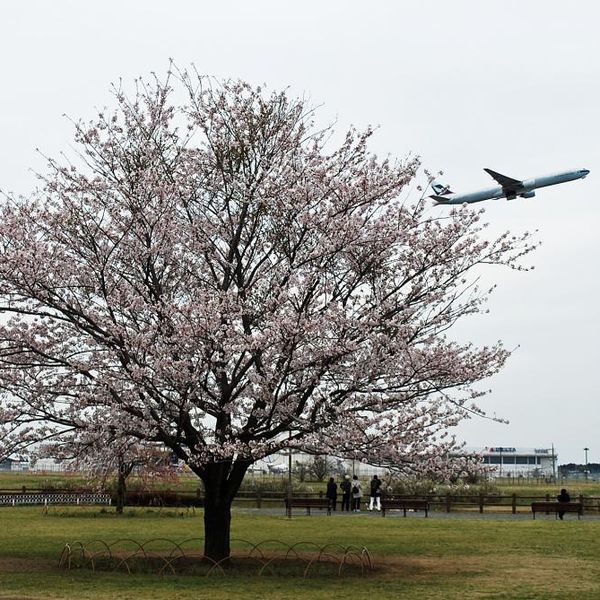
[473,446,557,477]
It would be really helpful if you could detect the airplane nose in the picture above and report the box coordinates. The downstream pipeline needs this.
[581,169,590,176]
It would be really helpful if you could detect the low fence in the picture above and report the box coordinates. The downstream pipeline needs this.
[0,491,111,507]
[232,491,600,515]
[2,488,600,514]
[417,492,593,514]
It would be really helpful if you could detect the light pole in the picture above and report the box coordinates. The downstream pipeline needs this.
[584,447,589,480]
[287,430,292,518]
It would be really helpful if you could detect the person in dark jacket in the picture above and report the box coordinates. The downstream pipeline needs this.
[351,475,362,512]
[368,474,382,511]
[340,474,351,511]
[557,488,571,520]
[326,477,338,511]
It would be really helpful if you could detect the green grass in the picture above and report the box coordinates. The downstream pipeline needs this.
[494,480,600,497]
[3,470,599,494]
[2,507,600,599]
[4,470,600,496]
[0,471,89,490]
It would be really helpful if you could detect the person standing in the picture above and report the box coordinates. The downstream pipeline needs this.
[368,474,382,511]
[340,474,352,511]
[326,477,338,511]
[351,475,362,512]
[557,488,571,520]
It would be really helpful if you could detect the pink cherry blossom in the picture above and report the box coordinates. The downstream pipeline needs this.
[0,67,536,560]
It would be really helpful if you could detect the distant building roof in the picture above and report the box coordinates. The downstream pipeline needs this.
[465,447,555,455]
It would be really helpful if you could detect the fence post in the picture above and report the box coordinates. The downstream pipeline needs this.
[445,492,451,513]
[479,493,484,514]
[512,493,517,515]
[579,494,584,513]
[545,493,550,515]
[257,491,262,509]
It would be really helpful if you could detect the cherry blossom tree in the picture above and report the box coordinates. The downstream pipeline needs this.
[0,68,535,561]
[39,430,178,514]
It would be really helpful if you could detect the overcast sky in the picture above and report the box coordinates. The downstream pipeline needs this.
[1,0,598,464]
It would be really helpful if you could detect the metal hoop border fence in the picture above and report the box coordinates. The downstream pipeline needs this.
[58,537,373,577]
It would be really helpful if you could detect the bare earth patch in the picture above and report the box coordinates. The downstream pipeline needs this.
[0,556,57,573]
[376,553,600,595]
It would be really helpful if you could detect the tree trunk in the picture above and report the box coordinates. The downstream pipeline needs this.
[199,460,249,563]
[115,456,133,515]
[203,496,233,562]
[116,468,126,515]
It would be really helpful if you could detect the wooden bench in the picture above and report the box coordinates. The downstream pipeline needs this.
[531,501,583,519]
[381,498,429,518]
[284,497,332,516]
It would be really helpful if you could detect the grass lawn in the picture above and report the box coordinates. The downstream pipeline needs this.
[1,507,600,600]
[3,470,600,496]
[492,479,600,498]
[0,471,89,491]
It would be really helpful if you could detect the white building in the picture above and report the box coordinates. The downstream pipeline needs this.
[473,446,557,477]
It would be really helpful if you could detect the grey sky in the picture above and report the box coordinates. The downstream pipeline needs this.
[1,0,598,463]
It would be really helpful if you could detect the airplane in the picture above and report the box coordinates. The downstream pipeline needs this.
[430,167,590,205]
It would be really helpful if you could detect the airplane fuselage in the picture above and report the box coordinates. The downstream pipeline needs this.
[434,168,589,205]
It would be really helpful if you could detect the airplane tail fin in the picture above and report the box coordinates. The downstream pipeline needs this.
[431,182,453,196]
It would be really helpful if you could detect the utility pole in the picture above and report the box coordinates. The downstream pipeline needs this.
[286,430,293,518]
[584,447,589,480]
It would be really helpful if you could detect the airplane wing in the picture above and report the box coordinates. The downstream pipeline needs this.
[484,168,522,190]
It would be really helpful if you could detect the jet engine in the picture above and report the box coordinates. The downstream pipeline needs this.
[520,191,536,198]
